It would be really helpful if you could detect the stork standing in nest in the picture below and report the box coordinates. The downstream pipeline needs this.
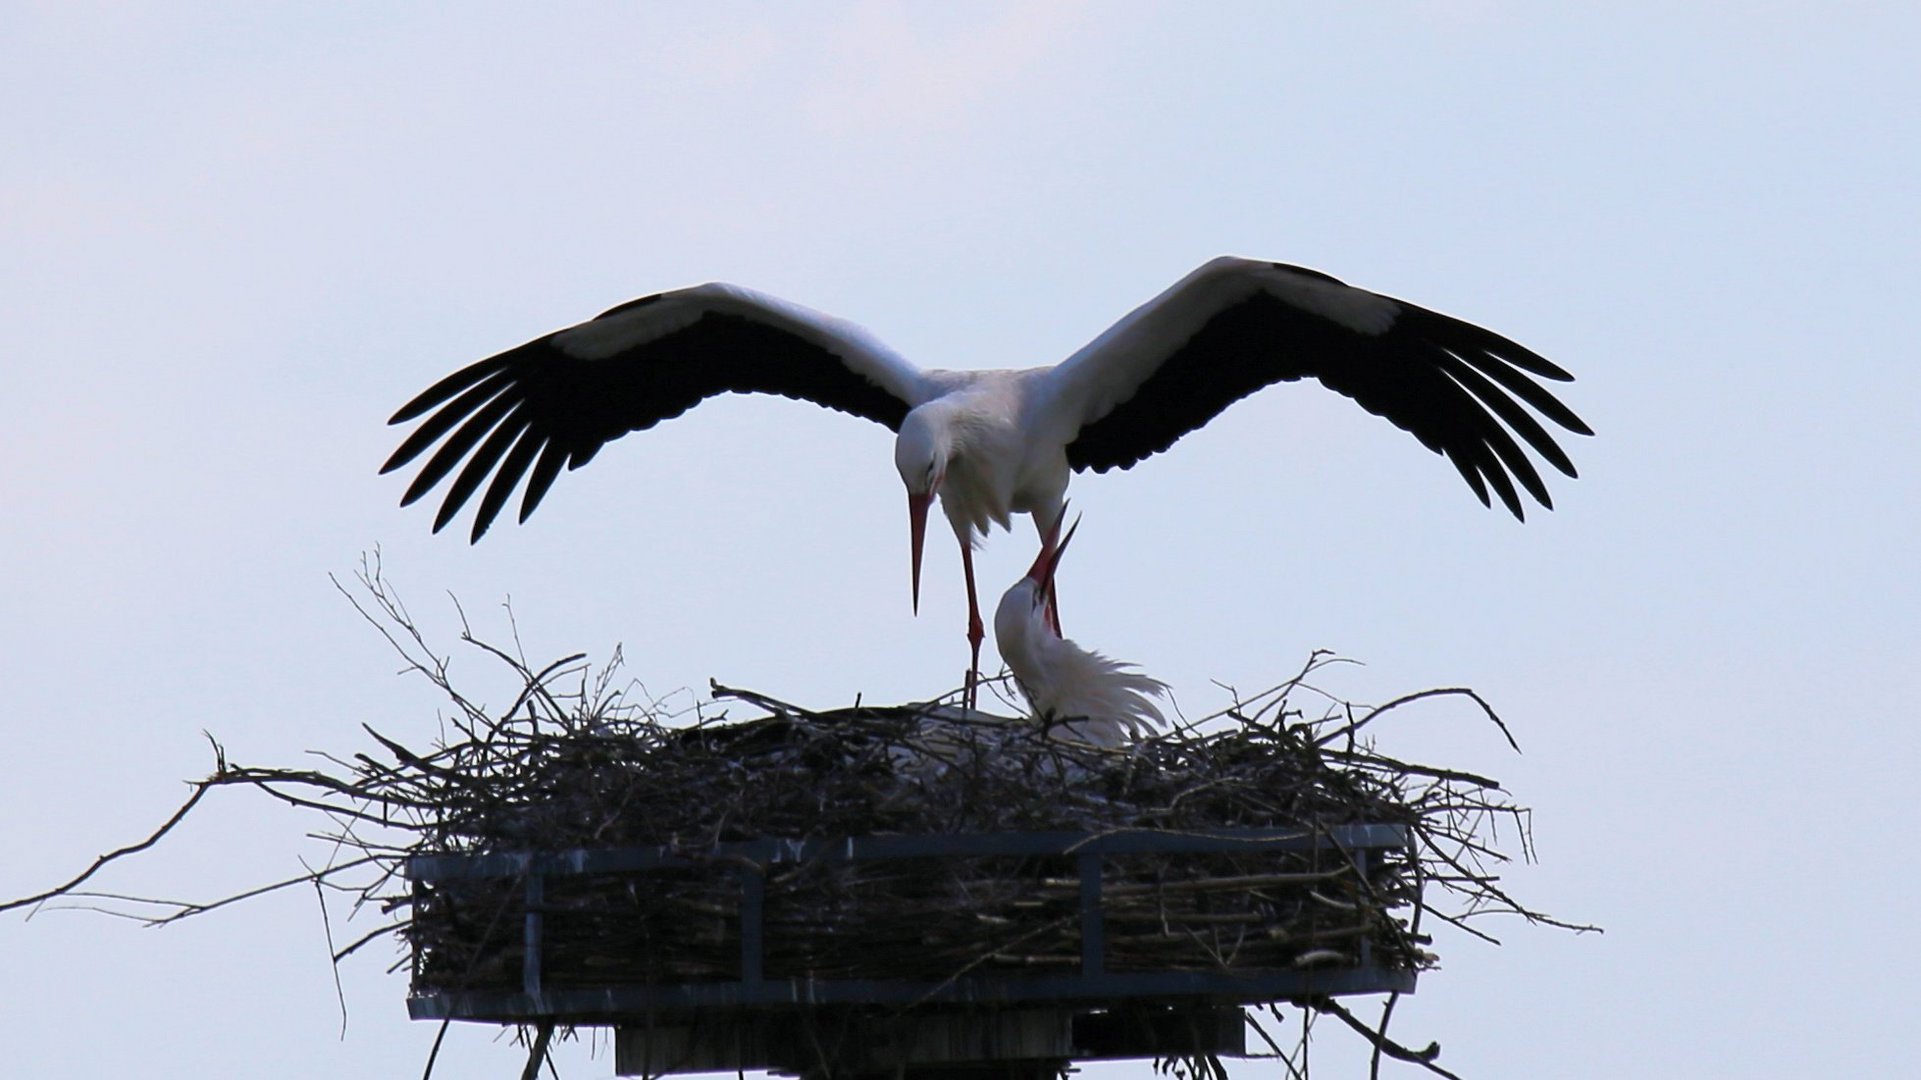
[384,257,1591,705]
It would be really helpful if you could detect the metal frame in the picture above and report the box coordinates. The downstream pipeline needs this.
[406,824,1416,1023]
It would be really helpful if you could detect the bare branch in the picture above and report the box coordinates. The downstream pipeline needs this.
[2,781,211,915]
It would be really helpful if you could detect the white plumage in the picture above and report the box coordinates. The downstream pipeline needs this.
[384,257,1590,701]
[993,519,1167,748]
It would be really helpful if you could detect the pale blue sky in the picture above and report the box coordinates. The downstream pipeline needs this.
[4,4,1917,1077]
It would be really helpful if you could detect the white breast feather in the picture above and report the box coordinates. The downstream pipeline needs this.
[993,579,1167,749]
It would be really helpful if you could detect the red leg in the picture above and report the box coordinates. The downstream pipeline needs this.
[960,540,984,709]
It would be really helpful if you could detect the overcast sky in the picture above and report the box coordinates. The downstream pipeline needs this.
[4,4,1917,1078]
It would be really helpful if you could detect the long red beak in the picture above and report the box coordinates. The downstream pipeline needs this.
[908,489,935,614]
[1026,513,1081,595]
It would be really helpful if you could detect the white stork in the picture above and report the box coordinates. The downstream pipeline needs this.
[382,256,1591,700]
[994,516,1167,748]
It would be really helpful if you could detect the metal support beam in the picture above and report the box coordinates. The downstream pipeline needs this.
[522,872,544,998]
[739,865,764,984]
[1077,853,1104,979]
[409,824,1419,1027]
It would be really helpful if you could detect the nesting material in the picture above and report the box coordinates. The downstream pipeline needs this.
[0,646,1551,1000]
[0,567,1593,1080]
[409,688,1439,994]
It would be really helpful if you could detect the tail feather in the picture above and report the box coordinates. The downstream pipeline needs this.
[994,574,1168,749]
[1038,642,1168,748]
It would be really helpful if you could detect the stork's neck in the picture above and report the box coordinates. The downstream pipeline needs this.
[895,403,958,489]
[991,577,1053,702]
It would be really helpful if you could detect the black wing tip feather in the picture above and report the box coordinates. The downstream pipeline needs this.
[429,491,464,535]
[1446,448,1494,509]
[388,355,511,425]
[517,442,572,525]
[1463,351,1593,441]
[384,293,917,539]
[1531,356,1578,383]
[1459,456,1528,521]
[1486,341,1576,384]
[1438,352,1585,481]
[381,367,520,477]
[1470,440,1553,521]
[432,407,532,538]
[419,504,491,544]
[397,477,434,509]
[1071,264,1590,516]
[1397,300,1572,381]
[468,428,547,545]
[1481,453,1525,518]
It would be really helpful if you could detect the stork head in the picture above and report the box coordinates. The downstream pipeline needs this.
[894,408,950,614]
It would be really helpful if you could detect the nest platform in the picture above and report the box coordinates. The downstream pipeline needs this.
[411,823,1413,1075]
[400,691,1444,1076]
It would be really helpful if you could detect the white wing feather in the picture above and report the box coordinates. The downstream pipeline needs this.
[557,282,942,408]
[1033,256,1400,441]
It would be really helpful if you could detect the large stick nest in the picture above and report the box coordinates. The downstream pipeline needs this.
[4,558,1593,1078]
[411,688,1435,993]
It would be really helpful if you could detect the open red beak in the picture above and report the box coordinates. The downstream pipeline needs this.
[1026,513,1081,598]
[908,488,935,614]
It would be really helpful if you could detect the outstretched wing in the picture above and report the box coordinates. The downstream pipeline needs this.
[1040,257,1592,518]
[382,283,934,540]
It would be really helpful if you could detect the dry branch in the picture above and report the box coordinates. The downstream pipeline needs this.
[3,555,1594,1078]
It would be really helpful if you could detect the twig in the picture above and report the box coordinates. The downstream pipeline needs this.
[311,873,350,1038]
[519,1023,555,1080]
[1312,996,1463,1080]
[1,780,211,915]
